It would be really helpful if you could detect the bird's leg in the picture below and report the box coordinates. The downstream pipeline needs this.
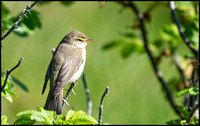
[71,80,78,95]
[62,98,69,106]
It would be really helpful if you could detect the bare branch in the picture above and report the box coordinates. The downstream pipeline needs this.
[98,86,109,125]
[116,1,185,119]
[62,82,75,108]
[1,1,39,41]
[169,1,198,57]
[173,52,191,108]
[82,73,92,116]
[187,102,199,123]
[1,57,23,91]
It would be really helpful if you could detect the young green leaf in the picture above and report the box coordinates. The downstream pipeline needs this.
[14,110,37,125]
[1,115,8,125]
[188,86,199,95]
[1,77,19,102]
[176,88,189,98]
[102,40,123,50]
[121,43,135,58]
[66,109,76,120]
[70,110,98,125]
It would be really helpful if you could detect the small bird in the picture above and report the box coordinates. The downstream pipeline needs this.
[42,30,93,114]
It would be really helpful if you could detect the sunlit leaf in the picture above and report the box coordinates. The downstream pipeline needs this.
[71,110,98,125]
[188,86,199,95]
[176,88,189,98]
[14,116,36,125]
[176,86,199,98]
[14,110,37,125]
[1,115,8,125]
[66,109,75,120]
[1,77,19,102]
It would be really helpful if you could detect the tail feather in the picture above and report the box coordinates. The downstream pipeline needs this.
[44,89,63,115]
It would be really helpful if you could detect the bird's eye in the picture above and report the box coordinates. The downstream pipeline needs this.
[77,39,83,42]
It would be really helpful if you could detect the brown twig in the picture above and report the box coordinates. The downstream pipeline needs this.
[116,1,185,119]
[169,1,198,57]
[1,57,23,91]
[1,1,39,41]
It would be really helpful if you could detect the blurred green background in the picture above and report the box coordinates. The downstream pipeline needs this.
[2,1,185,124]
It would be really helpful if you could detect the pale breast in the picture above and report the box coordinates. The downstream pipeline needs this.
[69,49,86,83]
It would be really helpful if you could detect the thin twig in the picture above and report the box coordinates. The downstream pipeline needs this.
[174,52,187,88]
[187,102,199,123]
[116,1,185,119]
[169,1,198,57]
[62,82,75,108]
[1,1,39,41]
[1,57,23,91]
[173,52,191,108]
[98,86,109,125]
[82,73,92,116]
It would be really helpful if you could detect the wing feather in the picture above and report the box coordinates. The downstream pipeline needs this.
[52,44,84,96]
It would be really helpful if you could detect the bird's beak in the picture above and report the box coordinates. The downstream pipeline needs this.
[85,39,94,42]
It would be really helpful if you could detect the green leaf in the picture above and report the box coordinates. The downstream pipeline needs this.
[121,43,135,58]
[1,115,8,125]
[161,24,180,44]
[71,110,98,125]
[1,1,10,17]
[55,115,69,125]
[188,86,199,95]
[177,105,190,119]
[166,119,181,125]
[66,109,75,120]
[60,1,74,6]
[34,107,56,124]
[1,77,19,102]
[151,39,164,48]
[2,72,28,92]
[14,116,36,125]
[176,86,199,98]
[119,32,137,38]
[102,40,123,50]
[22,10,42,30]
[14,107,56,125]
[14,110,37,125]
[176,88,189,98]
[16,110,36,118]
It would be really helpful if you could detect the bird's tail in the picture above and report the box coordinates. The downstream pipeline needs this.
[44,89,63,115]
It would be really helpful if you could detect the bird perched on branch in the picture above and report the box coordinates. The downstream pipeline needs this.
[42,30,93,114]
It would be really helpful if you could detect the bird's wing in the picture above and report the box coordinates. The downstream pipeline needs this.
[42,59,52,95]
[53,45,84,96]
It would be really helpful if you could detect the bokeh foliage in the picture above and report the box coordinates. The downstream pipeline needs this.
[1,1,199,125]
